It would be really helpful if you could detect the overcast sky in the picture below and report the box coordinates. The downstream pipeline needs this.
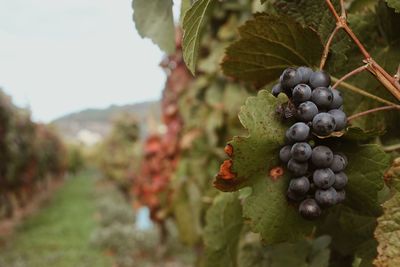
[0,0,181,122]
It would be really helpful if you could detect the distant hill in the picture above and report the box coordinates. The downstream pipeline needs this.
[51,101,160,144]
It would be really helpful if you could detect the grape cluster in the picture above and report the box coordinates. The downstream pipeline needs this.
[273,67,348,220]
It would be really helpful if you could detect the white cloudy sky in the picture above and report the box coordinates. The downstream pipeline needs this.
[0,0,181,122]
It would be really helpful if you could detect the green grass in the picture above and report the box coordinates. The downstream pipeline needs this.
[0,172,112,267]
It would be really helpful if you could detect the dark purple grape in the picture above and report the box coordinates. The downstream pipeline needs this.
[315,187,338,207]
[287,159,308,176]
[330,154,347,172]
[330,88,343,109]
[287,189,305,202]
[290,142,312,162]
[286,122,310,142]
[292,84,312,103]
[299,199,321,220]
[333,172,348,190]
[313,168,335,189]
[328,109,347,131]
[297,101,318,122]
[311,87,333,108]
[312,112,336,136]
[272,83,282,97]
[280,68,301,90]
[279,145,292,163]
[337,153,348,167]
[296,66,313,84]
[309,71,331,88]
[311,146,333,168]
[289,176,310,195]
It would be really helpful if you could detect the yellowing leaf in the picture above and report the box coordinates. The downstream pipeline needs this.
[374,192,400,266]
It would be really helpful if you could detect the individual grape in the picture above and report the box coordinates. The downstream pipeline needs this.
[336,190,346,203]
[313,168,335,189]
[285,130,294,144]
[297,101,318,122]
[290,142,312,162]
[311,146,333,168]
[328,109,347,131]
[299,199,321,220]
[287,189,305,202]
[315,187,338,207]
[286,122,310,142]
[309,70,331,88]
[337,152,348,167]
[280,68,301,90]
[272,83,282,97]
[297,66,313,84]
[333,172,348,190]
[330,88,343,109]
[330,154,347,172]
[279,145,292,163]
[311,87,333,108]
[312,112,336,136]
[289,176,310,195]
[292,84,312,103]
[287,159,308,176]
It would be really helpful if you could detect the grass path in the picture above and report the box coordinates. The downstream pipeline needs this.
[0,172,112,267]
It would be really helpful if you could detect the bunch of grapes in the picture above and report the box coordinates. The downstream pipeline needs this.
[273,67,348,220]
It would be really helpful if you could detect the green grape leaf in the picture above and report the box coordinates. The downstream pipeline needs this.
[182,0,217,74]
[238,235,331,267]
[172,161,203,246]
[349,0,377,13]
[267,0,339,42]
[267,0,352,74]
[377,2,400,43]
[374,192,400,266]
[386,0,400,13]
[341,144,390,216]
[214,90,288,191]
[132,0,175,54]
[317,206,378,263]
[222,14,323,86]
[203,193,243,267]
[243,176,314,243]
[344,127,386,141]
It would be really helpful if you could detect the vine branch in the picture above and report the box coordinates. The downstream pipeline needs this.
[331,77,400,109]
[347,106,398,122]
[332,64,368,89]
[325,0,400,101]
[320,26,341,70]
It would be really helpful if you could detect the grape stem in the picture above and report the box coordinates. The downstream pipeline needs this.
[325,0,400,101]
[347,106,398,122]
[331,77,400,109]
[319,26,341,70]
[332,64,368,89]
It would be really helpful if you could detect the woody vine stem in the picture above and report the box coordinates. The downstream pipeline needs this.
[321,0,400,107]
